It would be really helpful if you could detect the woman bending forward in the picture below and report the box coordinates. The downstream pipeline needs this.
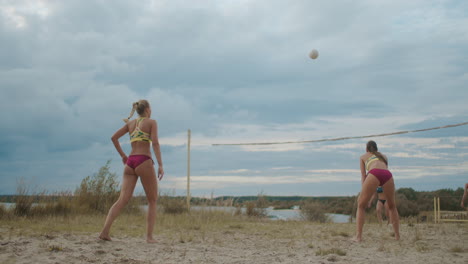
[354,140,399,242]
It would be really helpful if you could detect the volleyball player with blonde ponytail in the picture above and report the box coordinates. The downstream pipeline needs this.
[353,140,400,242]
[123,102,138,123]
[99,99,164,243]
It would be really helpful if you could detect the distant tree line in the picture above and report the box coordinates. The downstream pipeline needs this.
[187,187,465,217]
[1,187,464,218]
[1,160,464,219]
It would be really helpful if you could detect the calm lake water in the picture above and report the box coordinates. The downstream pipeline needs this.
[142,205,351,223]
[187,206,351,223]
[1,203,350,223]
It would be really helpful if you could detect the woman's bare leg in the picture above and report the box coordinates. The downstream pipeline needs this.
[99,166,138,240]
[383,178,400,240]
[353,174,380,242]
[376,201,383,225]
[384,202,391,225]
[135,160,158,243]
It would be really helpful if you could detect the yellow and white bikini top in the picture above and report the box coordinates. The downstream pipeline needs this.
[129,117,151,143]
[365,155,380,171]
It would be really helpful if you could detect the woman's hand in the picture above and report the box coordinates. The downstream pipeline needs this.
[158,166,164,180]
[122,155,128,165]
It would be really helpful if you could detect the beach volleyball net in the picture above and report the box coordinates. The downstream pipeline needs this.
[202,121,468,217]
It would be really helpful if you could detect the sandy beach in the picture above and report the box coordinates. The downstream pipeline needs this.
[1,215,467,264]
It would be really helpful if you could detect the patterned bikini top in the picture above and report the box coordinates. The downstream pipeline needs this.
[130,117,151,143]
[365,155,380,171]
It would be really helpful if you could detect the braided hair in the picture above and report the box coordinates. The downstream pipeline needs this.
[123,100,150,123]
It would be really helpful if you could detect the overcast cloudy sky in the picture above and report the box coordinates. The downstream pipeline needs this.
[1,0,467,197]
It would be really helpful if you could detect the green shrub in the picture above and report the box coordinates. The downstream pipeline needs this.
[13,180,34,217]
[396,193,419,217]
[244,195,268,217]
[0,203,9,219]
[159,196,187,214]
[300,201,330,223]
[29,193,73,217]
[74,160,120,214]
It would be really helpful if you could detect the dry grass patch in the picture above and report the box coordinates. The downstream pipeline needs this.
[228,224,243,229]
[331,230,349,237]
[315,248,346,256]
[449,246,465,253]
[159,196,188,214]
[412,226,422,242]
[0,203,9,219]
[48,244,63,252]
[415,241,430,253]
[5,209,238,242]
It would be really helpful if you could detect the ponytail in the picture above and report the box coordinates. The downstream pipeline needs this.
[366,140,388,166]
[372,151,388,166]
[123,102,139,123]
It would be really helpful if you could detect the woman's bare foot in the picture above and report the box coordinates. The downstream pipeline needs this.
[99,233,112,241]
[351,236,362,243]
[394,234,400,241]
[146,237,157,243]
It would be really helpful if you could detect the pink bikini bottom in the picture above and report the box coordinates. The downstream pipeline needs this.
[368,168,393,186]
[126,155,153,169]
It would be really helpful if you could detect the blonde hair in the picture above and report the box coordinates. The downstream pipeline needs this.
[123,100,150,123]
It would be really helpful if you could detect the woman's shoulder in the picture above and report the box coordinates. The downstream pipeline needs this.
[360,153,370,160]
[142,118,157,127]
[125,119,136,126]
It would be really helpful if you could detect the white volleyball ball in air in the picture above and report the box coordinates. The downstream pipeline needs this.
[309,49,319,59]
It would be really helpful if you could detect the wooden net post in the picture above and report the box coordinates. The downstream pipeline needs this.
[187,129,191,211]
[437,197,441,223]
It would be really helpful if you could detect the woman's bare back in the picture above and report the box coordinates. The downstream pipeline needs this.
[128,118,153,157]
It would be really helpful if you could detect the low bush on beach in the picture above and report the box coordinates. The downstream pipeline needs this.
[159,196,188,214]
[2,161,143,218]
[74,160,141,215]
[74,160,120,214]
[12,191,78,218]
[0,203,9,219]
[13,180,35,217]
[245,195,268,217]
[245,201,259,217]
[28,193,73,217]
[234,205,242,216]
[396,192,419,217]
[300,201,330,223]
